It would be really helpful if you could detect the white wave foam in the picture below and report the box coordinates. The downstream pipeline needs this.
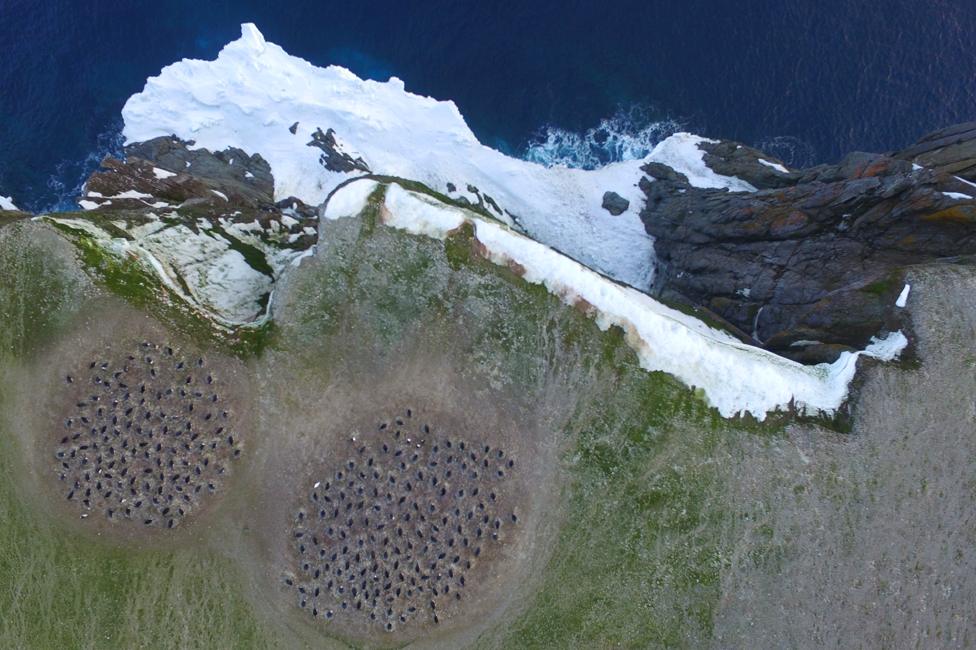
[524,109,681,170]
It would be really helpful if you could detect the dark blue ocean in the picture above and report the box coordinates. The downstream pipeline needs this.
[1,0,975,212]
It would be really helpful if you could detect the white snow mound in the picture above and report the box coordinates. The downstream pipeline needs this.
[328,180,906,420]
[122,24,756,291]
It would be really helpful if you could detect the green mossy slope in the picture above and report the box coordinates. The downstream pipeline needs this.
[0,191,789,649]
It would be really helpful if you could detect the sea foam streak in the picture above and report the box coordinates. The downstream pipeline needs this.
[524,109,681,169]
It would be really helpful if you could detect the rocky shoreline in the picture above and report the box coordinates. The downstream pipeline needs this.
[9,123,974,365]
[640,122,976,363]
[6,125,975,364]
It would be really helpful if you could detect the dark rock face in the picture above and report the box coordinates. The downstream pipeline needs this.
[698,140,800,190]
[72,136,322,323]
[641,124,976,363]
[82,136,318,247]
[307,127,371,174]
[95,136,276,209]
[601,191,630,215]
[893,122,976,181]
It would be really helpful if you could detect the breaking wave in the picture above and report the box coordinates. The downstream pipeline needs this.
[42,120,125,213]
[523,107,682,170]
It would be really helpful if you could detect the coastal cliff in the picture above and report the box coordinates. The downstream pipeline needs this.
[4,23,976,650]
[641,123,976,362]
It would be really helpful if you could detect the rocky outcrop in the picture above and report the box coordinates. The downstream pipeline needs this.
[893,121,976,180]
[50,137,321,324]
[306,127,370,174]
[14,122,970,363]
[85,136,316,225]
[641,124,976,363]
[601,191,630,215]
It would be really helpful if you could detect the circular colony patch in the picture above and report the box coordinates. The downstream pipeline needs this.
[285,408,520,634]
[52,341,243,529]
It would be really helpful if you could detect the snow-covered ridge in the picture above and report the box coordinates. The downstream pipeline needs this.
[122,23,754,292]
[116,23,908,420]
[326,179,906,420]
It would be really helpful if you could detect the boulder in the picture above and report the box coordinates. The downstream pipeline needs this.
[601,191,630,215]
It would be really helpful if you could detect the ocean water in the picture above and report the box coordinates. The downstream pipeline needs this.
[1,0,974,212]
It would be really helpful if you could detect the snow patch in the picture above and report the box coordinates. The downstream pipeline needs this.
[323,180,379,221]
[290,247,316,267]
[896,283,911,308]
[73,217,270,322]
[644,133,757,192]
[0,195,18,211]
[864,331,908,362]
[152,167,177,179]
[211,190,229,201]
[757,158,789,174]
[383,184,466,238]
[110,190,154,200]
[43,211,312,326]
[329,182,907,420]
[138,225,271,322]
[942,191,973,201]
[955,176,976,190]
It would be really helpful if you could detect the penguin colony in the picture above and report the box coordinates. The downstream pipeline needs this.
[286,408,519,632]
[53,341,242,529]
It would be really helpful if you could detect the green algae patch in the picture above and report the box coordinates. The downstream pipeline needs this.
[444,221,476,270]
[485,373,734,649]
